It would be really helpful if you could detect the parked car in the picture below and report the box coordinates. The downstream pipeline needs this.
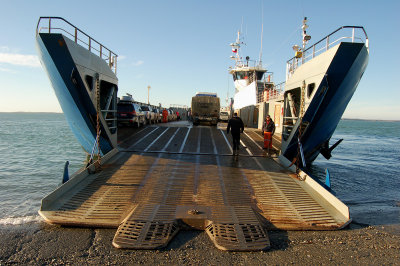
[141,105,156,124]
[219,111,229,122]
[117,101,145,127]
[153,108,162,123]
[168,109,176,121]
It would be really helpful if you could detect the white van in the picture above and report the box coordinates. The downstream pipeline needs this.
[219,111,229,122]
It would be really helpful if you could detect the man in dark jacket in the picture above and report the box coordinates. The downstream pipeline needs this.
[227,112,244,154]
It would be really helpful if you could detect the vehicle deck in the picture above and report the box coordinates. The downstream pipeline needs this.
[39,122,350,251]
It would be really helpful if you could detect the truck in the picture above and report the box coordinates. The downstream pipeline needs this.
[191,92,220,126]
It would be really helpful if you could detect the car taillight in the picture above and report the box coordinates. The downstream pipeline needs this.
[129,111,136,115]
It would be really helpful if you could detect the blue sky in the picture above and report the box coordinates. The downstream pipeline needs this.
[0,0,399,120]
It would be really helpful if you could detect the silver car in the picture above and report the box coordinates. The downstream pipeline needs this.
[141,105,156,124]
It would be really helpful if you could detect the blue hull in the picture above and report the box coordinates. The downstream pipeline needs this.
[36,33,115,155]
[283,42,369,165]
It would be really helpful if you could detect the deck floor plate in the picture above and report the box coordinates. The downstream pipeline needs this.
[40,126,349,250]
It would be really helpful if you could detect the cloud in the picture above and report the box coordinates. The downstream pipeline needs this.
[0,53,41,67]
[132,60,144,66]
[118,55,126,60]
[0,67,16,73]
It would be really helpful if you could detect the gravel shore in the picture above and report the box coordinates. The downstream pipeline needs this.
[0,222,399,265]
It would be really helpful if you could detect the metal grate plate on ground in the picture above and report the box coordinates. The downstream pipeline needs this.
[113,204,179,249]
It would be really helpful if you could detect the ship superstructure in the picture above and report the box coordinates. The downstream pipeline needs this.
[229,32,279,110]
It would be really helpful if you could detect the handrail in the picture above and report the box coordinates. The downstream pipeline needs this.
[256,81,285,104]
[36,17,118,75]
[286,26,368,80]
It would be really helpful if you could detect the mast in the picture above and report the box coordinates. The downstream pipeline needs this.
[259,2,264,67]
[259,24,263,67]
[302,17,311,50]
[230,31,242,67]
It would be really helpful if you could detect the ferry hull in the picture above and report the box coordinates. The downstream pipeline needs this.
[283,42,369,165]
[36,33,117,155]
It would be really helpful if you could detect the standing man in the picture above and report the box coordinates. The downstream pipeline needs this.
[227,112,244,154]
[262,115,275,153]
[162,108,168,123]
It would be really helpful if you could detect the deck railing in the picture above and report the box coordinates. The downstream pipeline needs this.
[286,26,368,80]
[256,81,285,104]
[36,17,118,75]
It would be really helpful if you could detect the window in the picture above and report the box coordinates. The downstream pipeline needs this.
[117,103,133,112]
[236,72,248,80]
[307,83,315,98]
[256,72,264,80]
[85,75,93,91]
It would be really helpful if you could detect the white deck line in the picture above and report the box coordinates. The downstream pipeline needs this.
[243,131,263,150]
[161,127,181,152]
[128,127,159,149]
[220,129,233,154]
[196,128,201,154]
[179,128,191,153]
[144,127,170,152]
[209,128,218,155]
[240,139,253,156]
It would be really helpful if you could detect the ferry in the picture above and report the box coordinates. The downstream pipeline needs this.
[36,17,119,157]
[230,18,369,168]
[35,16,368,251]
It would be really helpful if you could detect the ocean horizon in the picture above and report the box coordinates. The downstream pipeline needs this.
[1,111,398,122]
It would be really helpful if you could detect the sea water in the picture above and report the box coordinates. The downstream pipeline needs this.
[309,119,400,225]
[0,113,399,226]
[0,113,86,225]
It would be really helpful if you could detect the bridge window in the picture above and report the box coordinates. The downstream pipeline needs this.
[236,71,249,80]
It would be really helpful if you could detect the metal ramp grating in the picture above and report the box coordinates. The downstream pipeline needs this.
[113,205,270,251]
[113,204,180,249]
[206,223,269,251]
[205,206,270,251]
[113,221,180,249]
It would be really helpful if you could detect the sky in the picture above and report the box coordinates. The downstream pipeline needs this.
[0,0,399,120]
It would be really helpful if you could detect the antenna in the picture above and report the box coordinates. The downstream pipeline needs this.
[259,2,264,66]
[302,17,311,50]
[241,16,243,34]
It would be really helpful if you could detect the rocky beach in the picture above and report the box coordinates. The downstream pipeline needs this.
[0,222,399,265]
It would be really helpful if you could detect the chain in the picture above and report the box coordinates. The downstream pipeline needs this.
[296,81,306,180]
[96,74,101,164]
[300,81,305,118]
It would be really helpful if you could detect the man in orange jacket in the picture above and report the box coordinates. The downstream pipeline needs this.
[262,115,275,153]
[162,109,168,123]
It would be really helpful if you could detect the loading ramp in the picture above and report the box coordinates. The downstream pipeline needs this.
[39,123,350,251]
